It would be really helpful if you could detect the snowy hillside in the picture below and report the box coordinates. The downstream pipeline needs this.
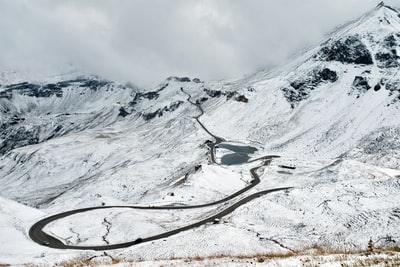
[200,2,400,161]
[1,2,400,266]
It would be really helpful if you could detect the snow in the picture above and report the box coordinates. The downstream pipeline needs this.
[45,207,218,247]
[0,196,78,265]
[1,3,400,266]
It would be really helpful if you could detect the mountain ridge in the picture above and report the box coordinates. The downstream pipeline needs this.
[1,3,400,265]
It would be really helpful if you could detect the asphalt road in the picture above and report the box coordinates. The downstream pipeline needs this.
[29,88,291,250]
[29,172,291,250]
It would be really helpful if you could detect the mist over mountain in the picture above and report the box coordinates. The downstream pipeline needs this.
[1,2,400,266]
[1,0,398,87]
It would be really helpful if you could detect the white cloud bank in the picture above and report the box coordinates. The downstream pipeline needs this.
[0,0,395,87]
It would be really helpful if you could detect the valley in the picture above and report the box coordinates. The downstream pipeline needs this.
[29,88,290,250]
[1,2,400,266]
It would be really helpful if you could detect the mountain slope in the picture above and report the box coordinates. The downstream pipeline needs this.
[1,3,400,265]
[0,74,137,154]
[199,3,400,162]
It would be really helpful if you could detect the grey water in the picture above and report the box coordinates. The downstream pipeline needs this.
[221,153,251,165]
[217,144,257,154]
[218,143,257,165]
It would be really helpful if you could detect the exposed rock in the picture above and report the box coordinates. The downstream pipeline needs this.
[54,125,63,133]
[352,76,371,92]
[0,77,129,154]
[192,78,203,83]
[385,80,400,92]
[167,76,191,82]
[194,165,202,171]
[141,101,184,121]
[118,107,130,117]
[129,91,160,107]
[39,84,63,97]
[385,80,400,104]
[225,91,235,100]
[235,95,249,103]
[204,88,236,100]
[0,126,40,154]
[282,68,338,107]
[77,78,111,91]
[142,91,160,100]
[204,89,222,98]
[49,77,112,91]
[375,51,399,68]
[3,82,41,98]
[128,83,169,107]
[196,97,208,104]
[318,35,373,65]
[1,82,63,99]
[156,83,169,91]
[383,34,397,48]
[0,91,11,100]
[318,68,339,81]
[0,78,113,100]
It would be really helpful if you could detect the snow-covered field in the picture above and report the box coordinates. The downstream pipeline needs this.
[1,3,400,266]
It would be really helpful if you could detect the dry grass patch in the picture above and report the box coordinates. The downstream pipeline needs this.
[334,254,400,267]
[22,245,400,267]
[56,256,122,267]
[149,245,400,266]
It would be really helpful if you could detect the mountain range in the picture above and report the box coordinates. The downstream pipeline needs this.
[1,2,400,265]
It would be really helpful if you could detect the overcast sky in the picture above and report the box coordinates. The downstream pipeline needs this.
[0,0,396,87]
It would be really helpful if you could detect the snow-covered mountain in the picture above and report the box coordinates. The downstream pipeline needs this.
[1,2,400,265]
[201,2,400,161]
[0,74,137,154]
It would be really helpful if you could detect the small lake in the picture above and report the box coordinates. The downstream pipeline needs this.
[221,153,250,165]
[217,144,257,154]
[218,143,258,165]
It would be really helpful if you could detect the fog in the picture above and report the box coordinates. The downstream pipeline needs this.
[0,0,395,87]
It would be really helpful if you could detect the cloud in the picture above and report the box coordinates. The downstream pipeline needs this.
[0,0,394,87]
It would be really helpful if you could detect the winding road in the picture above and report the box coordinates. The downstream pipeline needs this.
[29,88,291,250]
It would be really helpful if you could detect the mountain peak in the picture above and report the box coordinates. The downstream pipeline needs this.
[325,1,400,40]
[377,1,386,8]
[374,1,399,13]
